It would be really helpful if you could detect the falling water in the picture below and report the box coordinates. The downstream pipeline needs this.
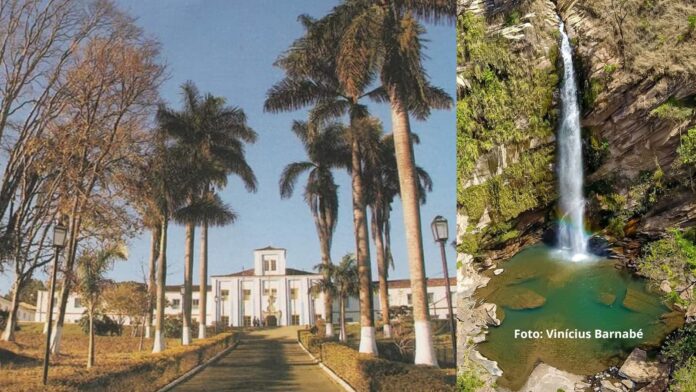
[556,19,588,259]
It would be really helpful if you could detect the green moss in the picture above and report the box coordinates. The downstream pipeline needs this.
[650,98,694,123]
[460,185,488,223]
[583,78,604,109]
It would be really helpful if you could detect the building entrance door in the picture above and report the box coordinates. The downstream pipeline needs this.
[266,315,277,327]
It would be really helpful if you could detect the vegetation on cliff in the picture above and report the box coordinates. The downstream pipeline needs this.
[457,9,558,251]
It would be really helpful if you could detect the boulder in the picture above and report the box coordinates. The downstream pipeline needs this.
[520,363,584,392]
[659,280,672,294]
[618,348,669,383]
[620,379,634,390]
[600,380,623,392]
[597,292,617,306]
[686,302,696,323]
[476,303,501,326]
[493,268,504,275]
[636,377,668,392]
[622,288,659,313]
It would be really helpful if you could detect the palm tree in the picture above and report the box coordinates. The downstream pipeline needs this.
[279,120,348,337]
[158,82,257,340]
[265,14,381,355]
[365,133,432,338]
[311,253,359,343]
[74,244,127,368]
[332,0,454,366]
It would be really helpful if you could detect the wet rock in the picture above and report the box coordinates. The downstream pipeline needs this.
[588,235,612,257]
[520,363,584,392]
[622,288,658,313]
[470,349,503,377]
[618,348,669,383]
[499,287,546,310]
[597,292,617,306]
[493,268,504,275]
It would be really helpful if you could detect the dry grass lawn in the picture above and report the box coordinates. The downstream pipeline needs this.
[0,322,232,392]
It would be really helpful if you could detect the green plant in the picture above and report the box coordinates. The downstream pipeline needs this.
[456,371,484,391]
[78,312,122,336]
[662,324,696,368]
[671,356,696,392]
[505,11,521,26]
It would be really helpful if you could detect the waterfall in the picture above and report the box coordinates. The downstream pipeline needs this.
[556,19,588,259]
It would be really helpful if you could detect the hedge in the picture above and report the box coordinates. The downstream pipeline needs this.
[298,330,455,392]
[50,332,237,392]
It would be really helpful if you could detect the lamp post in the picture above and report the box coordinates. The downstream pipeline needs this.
[214,295,220,334]
[431,215,456,362]
[42,220,68,385]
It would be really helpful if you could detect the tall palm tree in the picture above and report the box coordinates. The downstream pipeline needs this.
[265,14,381,355]
[311,253,359,343]
[158,82,257,340]
[333,0,454,366]
[365,133,432,338]
[279,120,349,337]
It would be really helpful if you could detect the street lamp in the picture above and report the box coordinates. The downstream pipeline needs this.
[214,295,220,334]
[43,220,68,385]
[431,215,456,363]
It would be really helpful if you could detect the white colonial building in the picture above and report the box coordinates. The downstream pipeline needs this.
[35,246,456,327]
[0,296,36,322]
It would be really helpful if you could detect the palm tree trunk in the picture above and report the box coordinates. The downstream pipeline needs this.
[87,311,95,368]
[152,219,168,353]
[318,232,334,337]
[372,209,391,338]
[146,226,159,339]
[339,296,347,343]
[350,121,377,355]
[182,223,194,345]
[390,93,437,367]
[198,221,208,339]
[1,278,21,341]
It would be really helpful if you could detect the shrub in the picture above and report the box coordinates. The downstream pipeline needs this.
[162,316,200,339]
[662,324,696,368]
[456,371,483,392]
[79,312,122,336]
[671,356,696,392]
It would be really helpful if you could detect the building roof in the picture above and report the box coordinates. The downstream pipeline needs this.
[254,245,286,251]
[164,285,212,292]
[211,267,315,278]
[382,277,456,289]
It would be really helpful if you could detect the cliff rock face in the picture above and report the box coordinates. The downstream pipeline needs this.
[559,0,696,235]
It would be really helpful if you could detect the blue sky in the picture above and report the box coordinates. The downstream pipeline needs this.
[0,0,456,292]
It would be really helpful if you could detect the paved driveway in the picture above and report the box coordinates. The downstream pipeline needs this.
[170,327,343,392]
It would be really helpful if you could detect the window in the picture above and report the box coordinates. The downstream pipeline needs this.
[427,293,434,304]
[221,290,229,301]
[315,314,322,321]
[290,288,298,300]
[74,298,82,308]
[243,289,251,301]
[263,258,277,272]
[171,299,180,309]
[291,315,300,325]
[243,316,251,327]
[407,294,412,305]
[192,299,199,308]
[264,288,277,296]
[221,316,229,326]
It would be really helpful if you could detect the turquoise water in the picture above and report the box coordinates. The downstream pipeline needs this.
[476,245,681,390]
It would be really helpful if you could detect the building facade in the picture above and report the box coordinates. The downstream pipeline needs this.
[35,246,456,327]
[0,296,36,322]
